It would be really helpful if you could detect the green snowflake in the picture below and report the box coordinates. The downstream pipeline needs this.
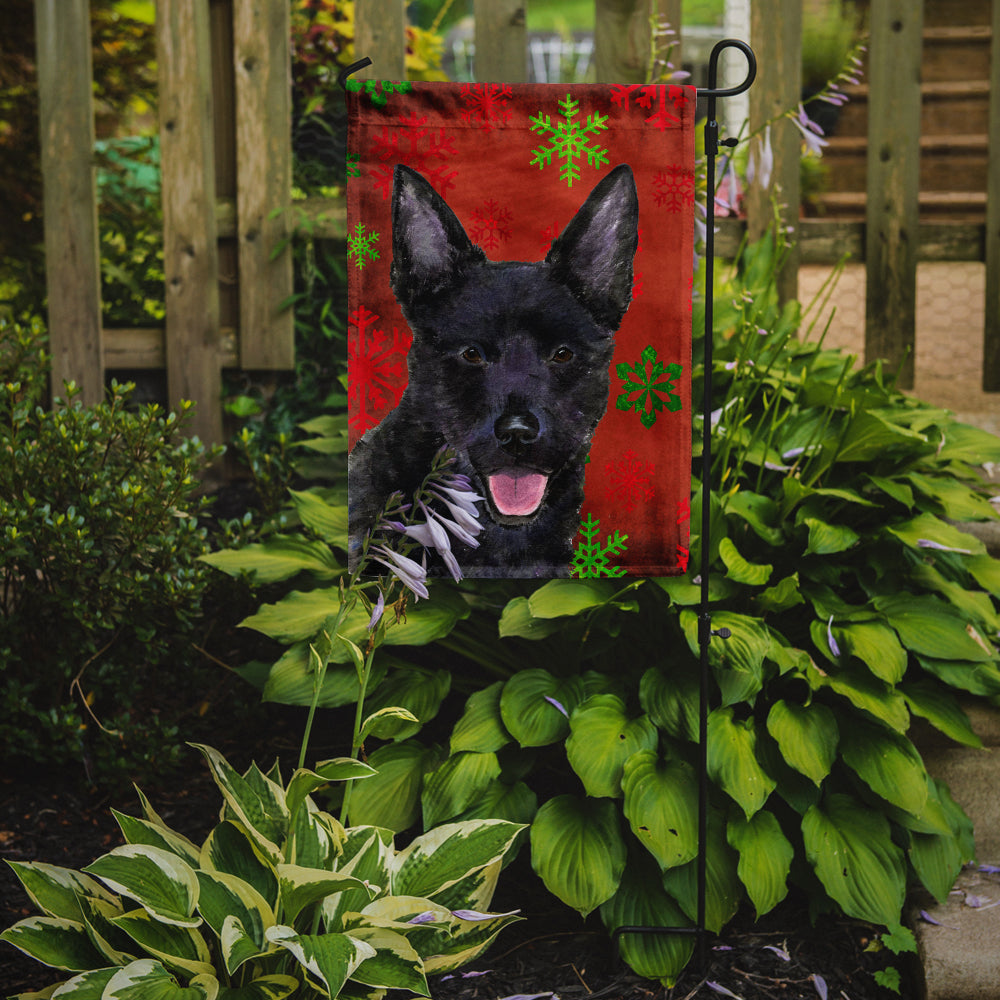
[346,152,361,178]
[345,78,413,108]
[529,93,610,188]
[347,222,380,270]
[571,513,628,578]
[615,344,683,429]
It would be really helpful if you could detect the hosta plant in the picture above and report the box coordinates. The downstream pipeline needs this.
[1,744,523,999]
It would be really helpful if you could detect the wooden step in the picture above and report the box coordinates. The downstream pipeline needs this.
[922,0,992,28]
[813,190,987,222]
[922,25,993,83]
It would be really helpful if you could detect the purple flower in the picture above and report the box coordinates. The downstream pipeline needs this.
[706,983,742,999]
[451,908,520,921]
[917,538,972,554]
[407,911,438,925]
[791,104,828,156]
[544,695,569,717]
[367,590,385,631]
[812,974,828,1000]
[371,545,429,600]
[827,616,841,658]
[747,124,773,191]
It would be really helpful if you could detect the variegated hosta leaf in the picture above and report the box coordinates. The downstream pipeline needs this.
[323,829,393,931]
[765,700,838,786]
[200,822,278,910]
[421,906,523,975]
[4,861,118,922]
[265,925,375,998]
[391,820,524,901]
[110,908,214,979]
[345,926,429,995]
[802,793,906,926]
[214,974,300,1000]
[195,870,274,974]
[621,751,699,871]
[450,682,511,754]
[102,958,218,999]
[276,864,376,925]
[706,707,776,819]
[112,810,202,868]
[421,752,502,829]
[44,966,118,997]
[599,853,694,987]
[0,916,107,972]
[77,894,135,966]
[529,795,626,917]
[566,695,658,799]
[727,810,793,918]
[424,859,501,916]
[83,845,200,928]
[499,669,585,747]
[288,801,343,870]
[285,760,375,824]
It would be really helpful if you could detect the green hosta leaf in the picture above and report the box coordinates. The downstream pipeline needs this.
[835,410,927,463]
[935,421,1000,464]
[347,740,442,832]
[200,535,340,584]
[0,916,107,971]
[599,853,694,987]
[393,820,524,900]
[359,706,421,742]
[277,865,374,925]
[901,680,982,748]
[103,959,218,1000]
[497,596,564,639]
[727,811,793,918]
[530,795,626,917]
[680,610,770,706]
[112,812,201,868]
[200,822,278,910]
[450,682,511,754]
[195,871,273,974]
[835,621,907,684]
[802,793,906,926]
[755,573,804,614]
[967,553,1000,597]
[809,661,910,732]
[288,488,348,544]
[216,976,299,1000]
[906,472,998,521]
[724,490,784,546]
[265,926,375,997]
[886,512,985,556]
[566,695,658,798]
[839,718,929,817]
[83,846,200,928]
[707,707,776,818]
[285,759,376,822]
[661,810,741,933]
[5,862,118,923]
[874,594,995,662]
[718,537,772,586]
[639,664,699,742]
[909,816,966,906]
[111,908,214,978]
[260,643,387,709]
[38,966,118,998]
[363,667,451,740]
[527,578,623,617]
[453,779,538,827]
[499,670,584,747]
[911,562,1000,633]
[916,655,1000,697]
[866,474,914,509]
[190,746,287,862]
[346,926,428,994]
[621,751,698,871]
[765,700,838,786]
[802,517,859,556]
[421,751,502,829]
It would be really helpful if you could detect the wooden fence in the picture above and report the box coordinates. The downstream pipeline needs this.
[33,0,1000,445]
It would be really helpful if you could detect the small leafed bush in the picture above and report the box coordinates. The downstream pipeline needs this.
[1,744,524,998]
[0,317,219,782]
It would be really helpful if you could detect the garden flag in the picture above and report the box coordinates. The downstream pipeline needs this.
[346,80,695,579]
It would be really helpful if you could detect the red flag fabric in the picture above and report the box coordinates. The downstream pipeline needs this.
[347,80,694,578]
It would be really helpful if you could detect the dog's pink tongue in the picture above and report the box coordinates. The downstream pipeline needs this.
[488,471,548,516]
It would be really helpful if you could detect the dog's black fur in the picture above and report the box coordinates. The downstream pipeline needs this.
[349,162,639,577]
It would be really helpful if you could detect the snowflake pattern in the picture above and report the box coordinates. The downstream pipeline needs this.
[347,222,380,269]
[611,83,690,130]
[468,199,513,251]
[653,166,696,212]
[615,344,683,429]
[345,78,413,108]
[369,112,459,200]
[346,152,361,178]
[460,83,513,129]
[571,513,628,578]
[348,306,412,436]
[604,450,655,512]
[529,93,610,188]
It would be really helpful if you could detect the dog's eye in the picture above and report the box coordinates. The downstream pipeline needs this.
[551,347,574,364]
[461,347,485,365]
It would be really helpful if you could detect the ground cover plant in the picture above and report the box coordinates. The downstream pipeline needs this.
[203,229,1000,987]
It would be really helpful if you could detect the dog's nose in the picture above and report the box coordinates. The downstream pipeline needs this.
[494,412,540,450]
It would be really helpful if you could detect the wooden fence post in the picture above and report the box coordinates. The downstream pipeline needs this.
[746,0,801,305]
[594,0,651,84]
[34,0,104,405]
[864,0,923,390]
[233,0,294,370]
[354,0,406,79]
[157,0,223,445]
[473,0,527,82]
[983,0,1000,390]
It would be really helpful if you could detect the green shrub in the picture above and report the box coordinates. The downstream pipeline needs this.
[0,317,221,783]
[1,743,524,998]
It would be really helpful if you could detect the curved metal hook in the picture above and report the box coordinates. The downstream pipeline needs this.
[698,38,757,99]
[337,57,373,92]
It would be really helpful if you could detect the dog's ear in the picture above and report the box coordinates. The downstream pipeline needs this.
[390,165,485,307]
[545,164,639,330]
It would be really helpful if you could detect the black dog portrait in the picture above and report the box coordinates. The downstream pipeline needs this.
[348,162,640,577]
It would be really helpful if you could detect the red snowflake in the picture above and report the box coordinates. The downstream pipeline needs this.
[460,83,513,129]
[611,84,689,130]
[604,450,655,512]
[469,199,513,251]
[676,544,690,573]
[348,306,412,438]
[653,166,695,212]
[539,221,561,257]
[368,111,459,200]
